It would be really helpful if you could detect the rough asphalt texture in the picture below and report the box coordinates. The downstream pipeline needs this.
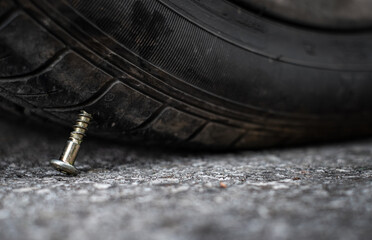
[0,116,371,240]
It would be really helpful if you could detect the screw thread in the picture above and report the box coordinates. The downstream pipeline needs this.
[69,110,92,144]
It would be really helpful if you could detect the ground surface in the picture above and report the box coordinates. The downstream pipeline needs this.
[0,116,371,240]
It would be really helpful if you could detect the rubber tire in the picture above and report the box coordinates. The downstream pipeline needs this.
[0,0,371,149]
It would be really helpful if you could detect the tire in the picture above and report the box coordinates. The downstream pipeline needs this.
[0,0,371,149]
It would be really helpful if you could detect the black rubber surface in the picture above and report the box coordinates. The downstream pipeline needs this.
[0,0,372,148]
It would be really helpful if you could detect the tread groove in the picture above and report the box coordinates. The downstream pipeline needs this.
[184,121,209,142]
[229,130,248,149]
[15,89,63,97]
[0,8,20,32]
[128,104,168,132]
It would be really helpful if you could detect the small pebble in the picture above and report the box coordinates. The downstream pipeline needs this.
[219,182,227,188]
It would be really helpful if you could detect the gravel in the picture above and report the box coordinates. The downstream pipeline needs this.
[0,117,372,240]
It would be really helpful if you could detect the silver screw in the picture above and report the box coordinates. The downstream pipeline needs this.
[50,110,92,175]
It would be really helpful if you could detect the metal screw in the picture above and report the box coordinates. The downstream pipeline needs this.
[50,110,92,175]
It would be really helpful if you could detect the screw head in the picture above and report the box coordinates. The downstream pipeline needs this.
[50,159,79,175]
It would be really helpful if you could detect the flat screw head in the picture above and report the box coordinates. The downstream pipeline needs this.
[50,159,79,175]
[50,110,92,176]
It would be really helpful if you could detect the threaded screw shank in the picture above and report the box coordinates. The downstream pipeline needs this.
[69,111,92,144]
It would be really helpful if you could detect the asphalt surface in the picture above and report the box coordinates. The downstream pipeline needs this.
[0,117,372,240]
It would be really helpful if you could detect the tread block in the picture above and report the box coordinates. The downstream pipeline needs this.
[0,14,65,77]
[146,107,206,141]
[234,130,286,148]
[1,53,112,107]
[191,122,244,147]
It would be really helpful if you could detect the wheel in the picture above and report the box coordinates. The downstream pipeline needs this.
[0,0,371,149]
